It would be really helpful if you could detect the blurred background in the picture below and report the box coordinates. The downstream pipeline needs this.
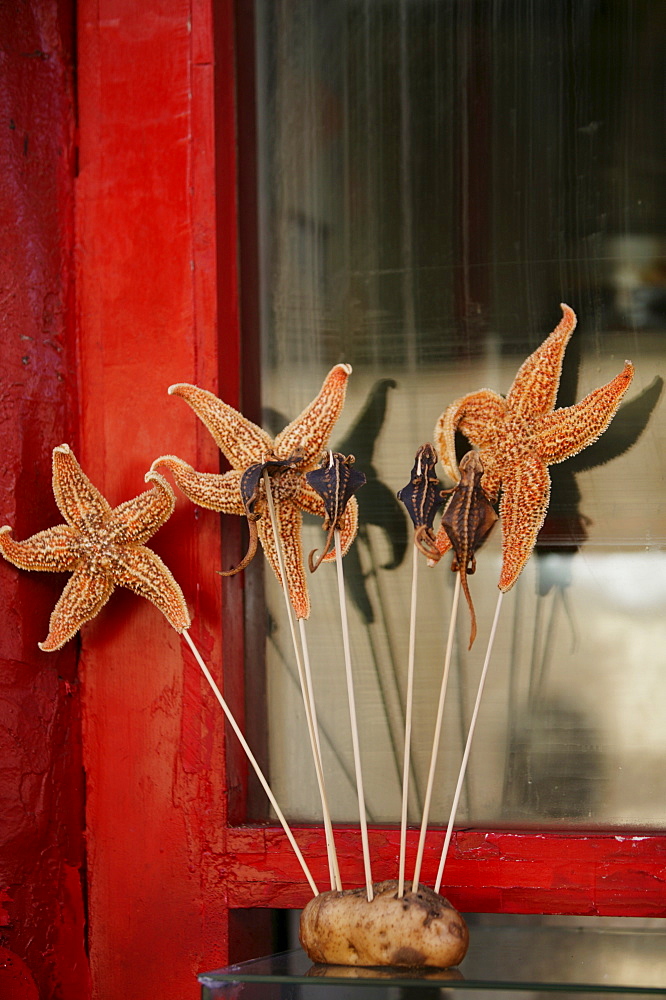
[248,0,665,830]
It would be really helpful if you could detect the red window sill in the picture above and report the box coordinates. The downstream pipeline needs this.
[221,825,666,915]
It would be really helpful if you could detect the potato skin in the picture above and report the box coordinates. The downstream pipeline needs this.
[299,879,468,969]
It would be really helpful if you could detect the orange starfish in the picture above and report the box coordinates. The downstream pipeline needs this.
[152,364,357,619]
[434,304,634,592]
[0,444,190,650]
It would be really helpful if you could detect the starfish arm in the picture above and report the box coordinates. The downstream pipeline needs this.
[498,456,551,592]
[296,479,327,519]
[0,524,80,572]
[506,303,577,418]
[151,456,245,515]
[434,520,454,557]
[52,444,112,529]
[108,471,176,545]
[114,545,191,633]
[435,390,506,482]
[273,364,352,466]
[39,567,115,651]
[257,501,310,620]
[168,383,273,469]
[536,362,635,466]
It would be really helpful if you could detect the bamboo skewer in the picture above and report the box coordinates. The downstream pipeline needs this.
[360,526,422,813]
[411,574,461,892]
[263,472,341,891]
[268,626,373,814]
[298,616,342,890]
[434,591,504,893]
[334,525,374,901]
[398,541,419,897]
[182,629,318,896]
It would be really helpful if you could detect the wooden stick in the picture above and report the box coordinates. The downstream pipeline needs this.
[334,526,373,901]
[182,629,318,896]
[262,472,341,891]
[360,526,421,813]
[398,541,419,896]
[411,573,461,892]
[434,590,504,893]
[268,626,371,813]
[299,616,342,890]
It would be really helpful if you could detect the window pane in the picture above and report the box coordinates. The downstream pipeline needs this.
[253,0,666,828]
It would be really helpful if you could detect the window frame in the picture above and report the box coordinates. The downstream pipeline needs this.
[223,0,666,921]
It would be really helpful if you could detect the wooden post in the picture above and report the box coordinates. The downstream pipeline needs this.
[76,1,271,994]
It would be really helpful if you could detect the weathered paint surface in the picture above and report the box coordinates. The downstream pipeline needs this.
[0,1,90,998]
[221,826,666,917]
[76,1,247,996]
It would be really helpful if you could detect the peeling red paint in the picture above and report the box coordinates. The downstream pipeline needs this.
[0,1,90,997]
[0,946,39,1000]
[218,826,666,916]
[75,0,254,995]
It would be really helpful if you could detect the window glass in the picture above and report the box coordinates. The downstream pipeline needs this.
[253,0,665,828]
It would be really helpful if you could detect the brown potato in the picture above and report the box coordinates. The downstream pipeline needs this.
[299,879,469,969]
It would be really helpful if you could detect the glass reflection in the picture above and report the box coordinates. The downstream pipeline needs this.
[252,0,665,827]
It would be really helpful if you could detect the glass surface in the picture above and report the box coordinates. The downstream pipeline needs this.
[252,1,666,828]
[200,917,666,997]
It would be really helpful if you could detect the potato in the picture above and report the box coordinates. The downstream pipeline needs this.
[299,879,469,969]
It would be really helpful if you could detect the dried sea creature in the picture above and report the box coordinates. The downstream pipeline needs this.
[0,444,189,650]
[435,304,634,591]
[153,364,357,618]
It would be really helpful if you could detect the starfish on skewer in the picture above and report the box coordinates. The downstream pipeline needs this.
[434,304,634,592]
[0,444,190,650]
[152,364,357,619]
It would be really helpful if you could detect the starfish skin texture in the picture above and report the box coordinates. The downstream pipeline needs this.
[0,444,191,651]
[152,364,357,619]
[434,304,635,592]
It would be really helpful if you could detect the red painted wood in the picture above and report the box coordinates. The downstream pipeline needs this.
[7,6,663,999]
[221,826,666,917]
[75,0,245,995]
[0,2,90,998]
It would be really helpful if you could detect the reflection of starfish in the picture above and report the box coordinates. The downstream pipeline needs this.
[153,364,357,619]
[0,444,190,650]
[434,304,634,591]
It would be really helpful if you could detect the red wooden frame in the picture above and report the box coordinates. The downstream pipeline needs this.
[0,3,89,998]
[220,827,666,916]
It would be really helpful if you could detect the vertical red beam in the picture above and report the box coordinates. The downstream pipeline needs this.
[0,2,90,998]
[76,0,244,994]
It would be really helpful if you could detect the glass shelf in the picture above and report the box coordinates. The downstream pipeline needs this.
[200,916,666,997]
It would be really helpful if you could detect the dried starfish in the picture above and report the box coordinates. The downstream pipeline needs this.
[0,444,190,650]
[153,364,357,619]
[434,304,634,591]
